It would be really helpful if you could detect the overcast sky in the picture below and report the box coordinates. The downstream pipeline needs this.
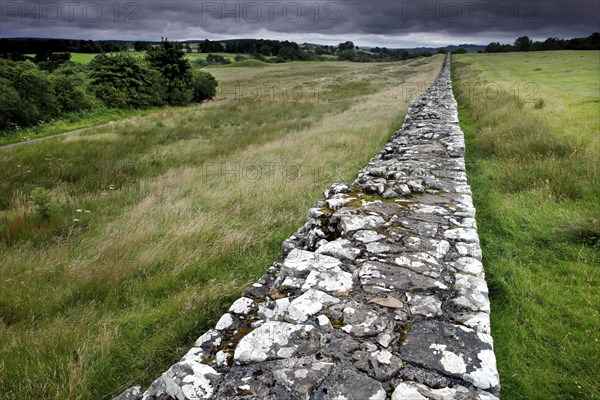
[1,0,599,47]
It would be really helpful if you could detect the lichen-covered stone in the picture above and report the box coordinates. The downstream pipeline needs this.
[341,303,390,337]
[317,368,386,400]
[391,381,499,400]
[287,289,340,322]
[233,322,320,364]
[228,297,255,315]
[113,386,142,400]
[359,261,448,292]
[339,214,386,234]
[281,249,342,277]
[273,362,334,398]
[142,362,221,400]
[407,293,442,317]
[301,269,354,294]
[401,320,500,394]
[452,273,491,313]
[354,349,402,380]
[316,238,361,261]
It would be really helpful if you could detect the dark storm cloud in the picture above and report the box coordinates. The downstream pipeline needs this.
[0,0,598,46]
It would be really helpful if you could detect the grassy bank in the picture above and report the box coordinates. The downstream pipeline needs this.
[0,56,444,399]
[452,51,599,399]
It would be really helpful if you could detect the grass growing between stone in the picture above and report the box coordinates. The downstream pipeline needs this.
[452,51,600,399]
[0,55,444,399]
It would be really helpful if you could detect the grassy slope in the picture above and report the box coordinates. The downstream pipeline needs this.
[0,56,444,399]
[452,51,600,399]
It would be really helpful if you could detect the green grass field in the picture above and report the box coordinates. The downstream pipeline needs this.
[452,51,600,399]
[69,53,100,64]
[0,56,444,399]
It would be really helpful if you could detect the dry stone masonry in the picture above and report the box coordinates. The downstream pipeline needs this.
[116,54,500,400]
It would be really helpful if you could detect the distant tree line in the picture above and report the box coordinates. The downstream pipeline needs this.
[0,38,127,55]
[197,39,324,62]
[0,37,441,65]
[198,38,302,55]
[195,39,436,62]
[485,33,600,53]
[0,39,217,132]
[339,42,434,62]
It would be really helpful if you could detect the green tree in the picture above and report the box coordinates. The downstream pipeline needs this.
[146,39,193,105]
[0,77,21,130]
[338,50,356,61]
[133,41,152,51]
[514,36,532,52]
[206,54,231,65]
[277,47,307,61]
[338,41,355,52]
[192,71,218,102]
[199,39,212,53]
[89,53,165,108]
[259,44,272,56]
[51,74,93,113]
[0,59,59,127]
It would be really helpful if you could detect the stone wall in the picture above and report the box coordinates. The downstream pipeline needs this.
[116,54,501,400]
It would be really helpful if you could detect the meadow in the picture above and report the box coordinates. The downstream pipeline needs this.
[452,51,600,399]
[0,55,444,399]
[0,52,290,148]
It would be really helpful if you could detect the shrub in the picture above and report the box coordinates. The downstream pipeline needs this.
[0,77,21,130]
[534,99,545,109]
[89,53,165,108]
[338,50,357,62]
[206,54,231,65]
[34,52,71,72]
[52,74,93,113]
[250,52,267,62]
[146,39,194,105]
[192,71,218,102]
[31,187,52,220]
[278,47,308,61]
[0,58,59,128]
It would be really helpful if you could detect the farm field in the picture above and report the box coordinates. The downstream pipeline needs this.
[452,51,600,399]
[0,55,444,399]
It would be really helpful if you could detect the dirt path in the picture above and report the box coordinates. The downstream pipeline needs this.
[0,123,110,150]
